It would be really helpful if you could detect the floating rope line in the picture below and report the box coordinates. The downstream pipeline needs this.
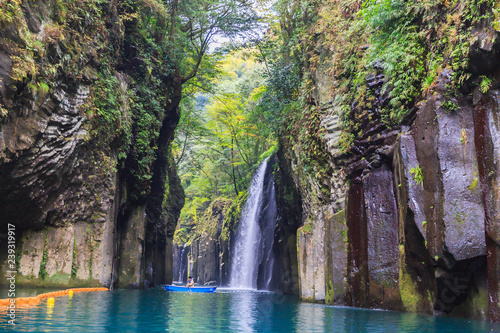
[0,287,108,309]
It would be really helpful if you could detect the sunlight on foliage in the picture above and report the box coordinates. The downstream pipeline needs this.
[175,50,276,233]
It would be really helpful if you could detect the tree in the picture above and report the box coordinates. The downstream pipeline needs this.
[174,50,275,228]
[115,0,260,223]
[168,0,259,82]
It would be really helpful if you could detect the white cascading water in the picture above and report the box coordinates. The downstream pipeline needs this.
[178,243,187,282]
[229,158,269,289]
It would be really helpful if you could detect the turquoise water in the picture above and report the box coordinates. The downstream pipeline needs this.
[1,287,498,332]
[0,287,65,298]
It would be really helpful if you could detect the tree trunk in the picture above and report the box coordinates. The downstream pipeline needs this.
[144,72,185,286]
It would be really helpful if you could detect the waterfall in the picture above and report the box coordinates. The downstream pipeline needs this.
[178,244,187,283]
[230,157,277,290]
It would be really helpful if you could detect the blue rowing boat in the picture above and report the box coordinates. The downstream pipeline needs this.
[165,285,217,293]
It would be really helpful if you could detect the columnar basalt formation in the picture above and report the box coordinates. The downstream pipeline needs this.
[174,156,298,292]
[276,30,500,321]
[0,0,184,289]
[177,198,237,287]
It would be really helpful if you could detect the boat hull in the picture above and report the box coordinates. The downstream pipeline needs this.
[165,285,216,293]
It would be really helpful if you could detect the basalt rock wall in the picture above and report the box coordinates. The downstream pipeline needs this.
[174,155,300,293]
[176,198,238,286]
[275,26,500,321]
[0,0,184,289]
[272,149,301,295]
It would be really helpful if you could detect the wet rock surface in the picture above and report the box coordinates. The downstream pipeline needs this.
[364,164,401,309]
[273,40,500,321]
[176,156,296,291]
[179,199,234,286]
[0,1,183,290]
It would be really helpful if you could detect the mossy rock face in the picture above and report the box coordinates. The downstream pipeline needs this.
[325,209,347,305]
[173,195,247,286]
[175,195,244,246]
[399,265,421,313]
[36,273,71,287]
[0,0,186,290]
[325,279,335,306]
[16,273,100,288]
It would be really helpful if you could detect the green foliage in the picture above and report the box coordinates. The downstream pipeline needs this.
[222,191,248,237]
[88,71,132,153]
[442,99,460,113]
[180,196,211,226]
[71,235,78,279]
[361,0,426,123]
[468,177,479,191]
[173,228,190,246]
[39,233,48,279]
[259,144,278,162]
[171,0,259,78]
[410,166,424,185]
[480,75,492,93]
[175,50,275,203]
[257,62,302,135]
[175,192,247,246]
[127,85,164,198]
[302,224,312,233]
[0,0,40,81]
[460,128,468,144]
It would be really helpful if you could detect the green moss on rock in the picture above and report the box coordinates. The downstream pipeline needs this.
[399,266,420,313]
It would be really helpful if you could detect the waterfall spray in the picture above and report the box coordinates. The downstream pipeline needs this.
[230,158,277,289]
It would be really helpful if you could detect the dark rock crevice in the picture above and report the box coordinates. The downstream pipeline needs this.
[434,253,487,314]
[346,179,367,307]
[272,148,302,294]
[473,91,500,320]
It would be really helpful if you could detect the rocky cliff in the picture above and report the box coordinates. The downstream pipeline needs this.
[173,197,243,286]
[273,12,500,321]
[173,155,300,293]
[0,0,184,288]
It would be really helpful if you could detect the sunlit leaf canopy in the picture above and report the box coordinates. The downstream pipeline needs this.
[173,49,276,227]
[168,0,261,80]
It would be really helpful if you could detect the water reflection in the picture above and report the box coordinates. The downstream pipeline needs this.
[295,301,327,332]
[46,299,54,324]
[1,287,499,332]
[230,290,256,332]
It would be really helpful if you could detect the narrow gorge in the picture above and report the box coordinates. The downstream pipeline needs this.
[1,0,500,326]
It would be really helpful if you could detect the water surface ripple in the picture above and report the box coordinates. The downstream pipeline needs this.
[1,288,498,332]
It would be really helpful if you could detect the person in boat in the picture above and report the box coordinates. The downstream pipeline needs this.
[186,276,194,288]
